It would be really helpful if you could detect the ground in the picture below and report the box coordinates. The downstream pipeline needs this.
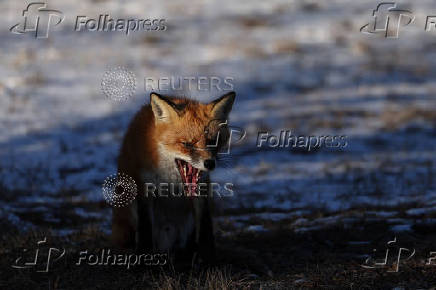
[1,215,436,289]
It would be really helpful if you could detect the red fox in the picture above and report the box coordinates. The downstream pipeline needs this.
[112,91,235,263]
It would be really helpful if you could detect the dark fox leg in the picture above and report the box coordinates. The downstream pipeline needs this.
[136,198,153,251]
[197,199,216,264]
[112,205,136,249]
[178,206,215,266]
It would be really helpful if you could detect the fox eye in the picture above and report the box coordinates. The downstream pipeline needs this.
[181,141,194,149]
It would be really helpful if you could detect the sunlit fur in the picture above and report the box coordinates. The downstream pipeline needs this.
[112,92,234,261]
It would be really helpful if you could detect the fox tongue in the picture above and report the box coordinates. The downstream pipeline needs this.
[176,159,186,183]
[177,160,188,184]
[187,163,192,176]
[176,160,199,196]
[185,164,198,196]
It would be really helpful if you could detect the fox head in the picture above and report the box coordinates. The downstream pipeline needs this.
[150,92,235,193]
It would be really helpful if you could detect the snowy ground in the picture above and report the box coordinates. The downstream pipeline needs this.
[0,0,435,239]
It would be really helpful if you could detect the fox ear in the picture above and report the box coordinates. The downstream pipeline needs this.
[150,93,179,123]
[210,91,235,120]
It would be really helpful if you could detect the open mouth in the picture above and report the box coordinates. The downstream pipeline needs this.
[175,159,203,197]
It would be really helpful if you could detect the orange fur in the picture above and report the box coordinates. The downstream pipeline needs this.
[112,92,235,259]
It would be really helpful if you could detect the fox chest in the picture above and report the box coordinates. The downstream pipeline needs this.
[140,168,196,251]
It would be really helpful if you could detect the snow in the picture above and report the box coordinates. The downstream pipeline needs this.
[0,0,435,235]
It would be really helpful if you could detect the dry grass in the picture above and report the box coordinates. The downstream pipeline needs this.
[150,267,251,290]
[1,213,435,289]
